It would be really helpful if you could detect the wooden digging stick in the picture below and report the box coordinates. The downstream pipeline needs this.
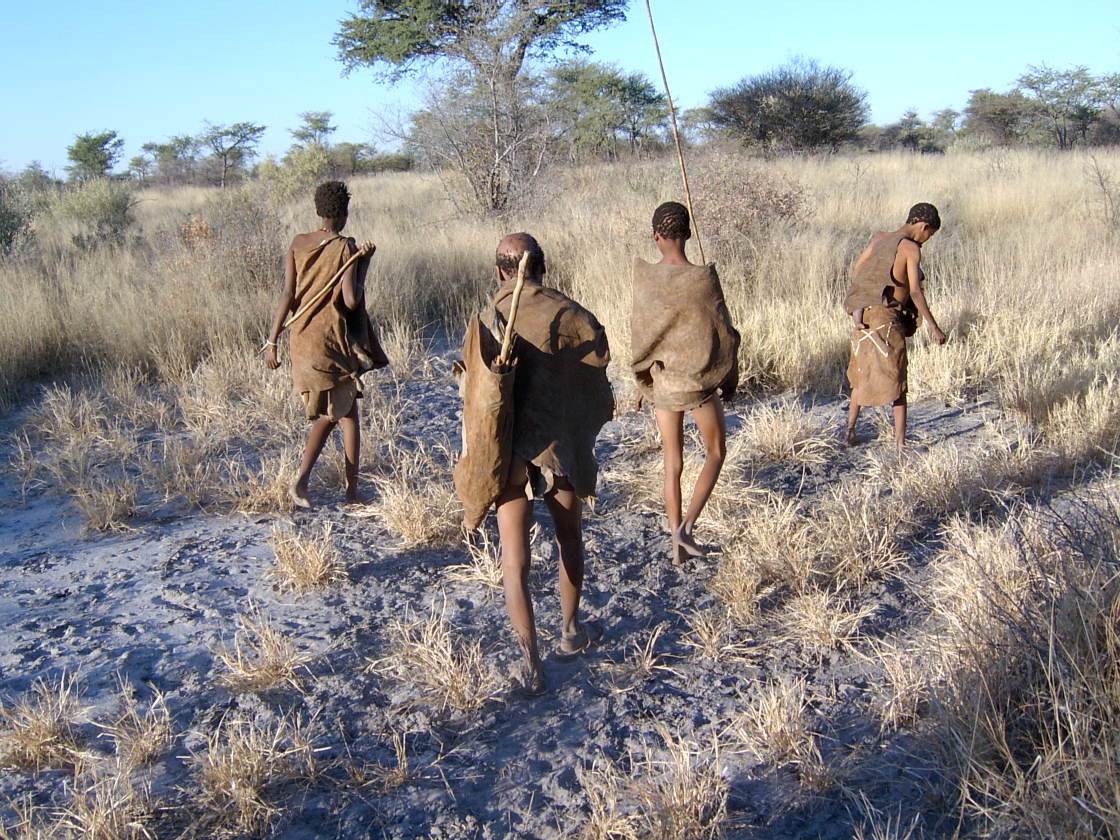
[497,252,531,367]
[283,244,372,331]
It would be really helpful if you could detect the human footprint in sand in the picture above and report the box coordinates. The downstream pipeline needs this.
[263,180,387,508]
[630,201,740,562]
[483,233,613,695]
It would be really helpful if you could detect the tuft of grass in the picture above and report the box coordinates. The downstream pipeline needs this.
[214,608,313,694]
[97,678,172,770]
[680,609,752,662]
[445,527,504,590]
[0,673,87,772]
[368,441,460,547]
[71,476,138,532]
[601,625,678,693]
[779,590,875,662]
[57,773,155,840]
[192,713,317,837]
[742,397,838,465]
[580,724,728,840]
[269,523,346,591]
[368,601,500,713]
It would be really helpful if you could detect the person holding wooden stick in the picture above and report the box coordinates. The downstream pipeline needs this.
[484,233,613,695]
[843,202,947,451]
[263,180,387,508]
[631,202,739,561]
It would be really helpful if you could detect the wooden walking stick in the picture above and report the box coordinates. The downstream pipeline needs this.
[497,252,531,367]
[645,0,705,264]
[283,242,374,331]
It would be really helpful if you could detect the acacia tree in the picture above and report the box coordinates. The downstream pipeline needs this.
[545,60,666,161]
[200,122,266,187]
[66,131,124,181]
[709,57,868,151]
[334,0,626,210]
[140,135,200,185]
[290,111,337,148]
[1016,64,1105,149]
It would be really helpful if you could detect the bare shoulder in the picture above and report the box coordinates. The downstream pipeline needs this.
[896,238,922,258]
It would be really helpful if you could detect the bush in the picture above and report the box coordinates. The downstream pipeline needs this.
[46,178,135,250]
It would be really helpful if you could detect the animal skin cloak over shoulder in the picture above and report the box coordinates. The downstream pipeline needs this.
[492,280,614,499]
[288,235,387,395]
[630,259,740,412]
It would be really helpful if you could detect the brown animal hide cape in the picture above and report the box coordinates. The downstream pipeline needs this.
[288,235,387,420]
[455,279,613,527]
[630,259,740,412]
[847,305,907,406]
[453,316,515,530]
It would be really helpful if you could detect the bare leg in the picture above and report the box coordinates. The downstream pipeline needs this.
[846,400,861,446]
[292,415,337,508]
[655,408,685,537]
[338,401,366,503]
[893,399,907,453]
[679,397,726,552]
[543,478,583,638]
[496,457,545,692]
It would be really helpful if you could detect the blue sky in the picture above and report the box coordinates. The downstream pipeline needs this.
[3,0,1118,175]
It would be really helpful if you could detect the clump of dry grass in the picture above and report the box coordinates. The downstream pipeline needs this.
[192,713,317,837]
[680,609,751,662]
[218,454,297,515]
[868,639,933,733]
[0,673,87,772]
[97,679,171,770]
[808,486,909,593]
[368,602,500,713]
[708,546,765,627]
[741,397,838,465]
[269,524,346,591]
[929,492,1120,837]
[214,608,313,694]
[726,676,830,788]
[71,476,138,532]
[57,774,155,840]
[368,441,459,547]
[580,725,728,840]
[779,590,874,662]
[601,624,677,693]
[445,527,504,590]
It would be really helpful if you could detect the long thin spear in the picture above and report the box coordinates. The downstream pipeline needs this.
[645,0,705,264]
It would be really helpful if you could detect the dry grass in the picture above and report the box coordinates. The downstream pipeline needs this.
[367,441,460,547]
[71,477,138,532]
[96,678,171,770]
[600,624,678,693]
[741,397,838,465]
[779,590,875,662]
[579,725,728,840]
[56,774,155,840]
[0,673,87,772]
[726,676,830,788]
[269,523,346,591]
[192,713,318,837]
[926,491,1120,838]
[214,608,313,694]
[368,601,500,713]
[446,526,504,590]
[680,609,752,663]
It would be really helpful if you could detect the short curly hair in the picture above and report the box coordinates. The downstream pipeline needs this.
[652,201,691,240]
[495,233,545,276]
[314,180,350,219]
[906,202,941,231]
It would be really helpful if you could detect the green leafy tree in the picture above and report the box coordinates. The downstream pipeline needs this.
[545,60,666,161]
[961,88,1040,146]
[200,122,266,187]
[66,130,124,181]
[331,141,378,175]
[290,111,337,148]
[335,0,626,210]
[1016,64,1105,149]
[141,135,199,185]
[709,57,868,151]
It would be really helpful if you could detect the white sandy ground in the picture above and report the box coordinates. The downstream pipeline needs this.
[0,348,1090,839]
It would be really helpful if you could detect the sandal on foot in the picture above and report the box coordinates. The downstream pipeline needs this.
[555,620,603,661]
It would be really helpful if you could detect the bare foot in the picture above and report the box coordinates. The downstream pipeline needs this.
[511,662,548,698]
[289,483,313,510]
[842,426,858,447]
[345,489,374,506]
[671,527,706,561]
